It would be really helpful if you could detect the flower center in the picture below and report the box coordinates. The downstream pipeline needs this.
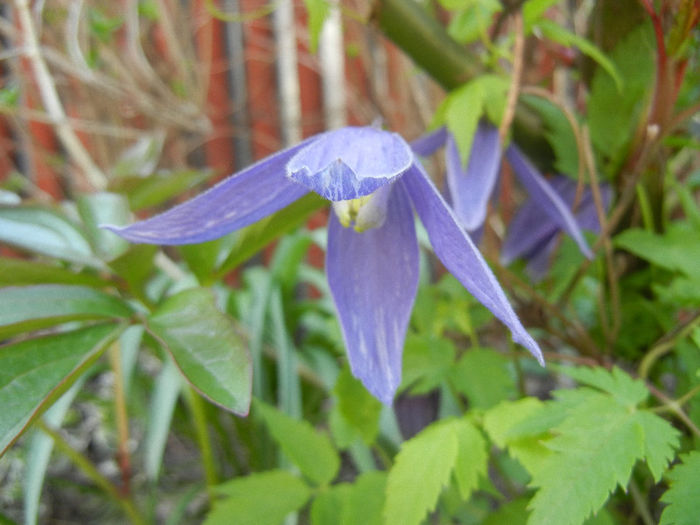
[332,184,392,233]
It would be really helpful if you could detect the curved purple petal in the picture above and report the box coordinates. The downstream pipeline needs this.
[410,127,448,157]
[401,163,544,365]
[326,183,419,404]
[446,123,502,232]
[104,140,313,244]
[287,127,413,201]
[501,198,558,265]
[506,145,592,259]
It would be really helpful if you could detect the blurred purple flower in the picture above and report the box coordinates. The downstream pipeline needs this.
[104,126,543,404]
[502,176,612,280]
[411,123,592,258]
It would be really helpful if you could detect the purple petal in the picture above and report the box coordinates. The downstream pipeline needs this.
[506,146,593,259]
[326,183,419,404]
[103,140,312,244]
[446,123,502,232]
[410,127,448,157]
[401,163,544,365]
[287,127,413,201]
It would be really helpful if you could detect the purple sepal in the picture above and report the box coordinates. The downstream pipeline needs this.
[410,127,448,157]
[446,123,502,231]
[506,146,593,259]
[401,163,544,365]
[103,140,313,244]
[287,127,413,201]
[326,183,419,404]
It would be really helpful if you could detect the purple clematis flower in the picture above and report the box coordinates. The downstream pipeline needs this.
[502,176,612,280]
[104,126,543,404]
[411,123,592,259]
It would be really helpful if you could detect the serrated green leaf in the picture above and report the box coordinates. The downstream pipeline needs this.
[449,349,515,409]
[527,395,645,525]
[148,288,252,415]
[0,285,133,339]
[0,206,102,267]
[255,400,340,486]
[453,419,488,500]
[558,366,648,407]
[660,451,700,525]
[334,367,382,445]
[304,0,330,52]
[445,80,485,165]
[384,420,459,525]
[483,398,546,447]
[484,497,530,525]
[636,411,679,482]
[206,470,311,525]
[0,323,124,456]
[0,257,107,287]
[447,1,502,45]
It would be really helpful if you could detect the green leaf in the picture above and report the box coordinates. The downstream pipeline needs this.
[536,20,622,90]
[206,470,311,525]
[527,394,645,525]
[114,169,211,211]
[254,400,340,486]
[636,411,680,482]
[311,483,352,525]
[523,0,563,29]
[588,24,654,174]
[447,0,502,45]
[147,288,252,415]
[384,420,459,525]
[344,471,387,525]
[401,334,456,395]
[0,285,133,339]
[334,367,382,445]
[0,206,102,267]
[660,451,700,525]
[216,192,325,276]
[0,323,124,456]
[0,257,107,287]
[304,0,330,52]
[77,192,131,260]
[449,349,516,409]
[144,357,182,481]
[453,418,488,501]
[558,365,648,407]
[522,94,580,177]
[615,226,700,280]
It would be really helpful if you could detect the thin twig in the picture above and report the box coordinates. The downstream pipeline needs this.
[499,11,524,144]
[14,0,108,189]
[639,310,700,379]
[108,341,132,497]
[647,383,700,438]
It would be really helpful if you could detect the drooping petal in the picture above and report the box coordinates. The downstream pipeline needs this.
[104,140,312,244]
[446,122,502,232]
[401,163,544,365]
[506,145,593,259]
[501,198,558,265]
[287,127,413,201]
[326,183,419,404]
[409,127,448,157]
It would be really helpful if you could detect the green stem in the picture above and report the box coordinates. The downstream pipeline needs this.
[108,341,132,496]
[37,420,146,525]
[638,310,700,379]
[185,388,218,495]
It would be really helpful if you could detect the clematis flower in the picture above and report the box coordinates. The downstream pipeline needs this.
[411,123,592,259]
[502,175,612,280]
[104,126,543,404]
